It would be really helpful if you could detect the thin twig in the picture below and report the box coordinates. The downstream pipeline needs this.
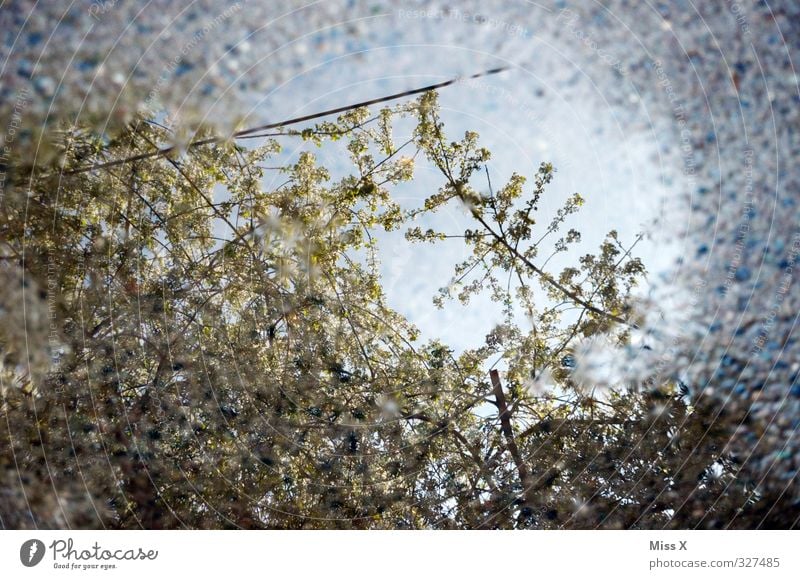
[66,67,509,175]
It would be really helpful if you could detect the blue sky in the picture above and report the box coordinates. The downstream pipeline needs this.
[249,36,679,353]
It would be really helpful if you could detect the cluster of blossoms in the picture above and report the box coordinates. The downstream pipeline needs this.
[551,1,800,499]
[1,0,798,522]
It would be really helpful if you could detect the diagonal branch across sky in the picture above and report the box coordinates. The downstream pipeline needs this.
[66,67,509,175]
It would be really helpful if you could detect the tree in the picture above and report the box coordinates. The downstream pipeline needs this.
[0,91,768,529]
